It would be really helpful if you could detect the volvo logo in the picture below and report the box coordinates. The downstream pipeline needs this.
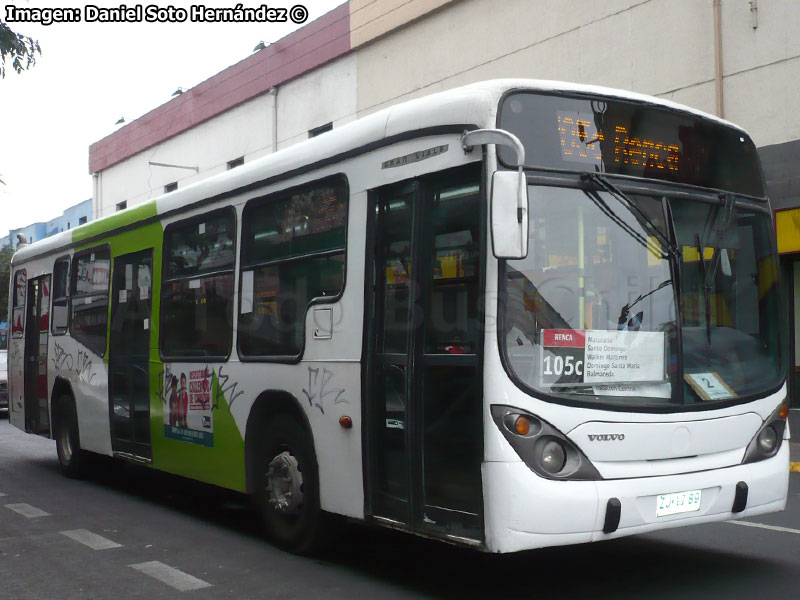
[588,433,625,441]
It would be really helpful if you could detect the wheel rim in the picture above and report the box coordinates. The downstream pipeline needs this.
[60,422,73,463]
[266,450,304,515]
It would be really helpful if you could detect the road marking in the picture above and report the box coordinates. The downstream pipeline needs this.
[0,492,6,497]
[61,529,122,550]
[129,561,211,592]
[790,462,800,472]
[5,503,50,518]
[727,520,800,535]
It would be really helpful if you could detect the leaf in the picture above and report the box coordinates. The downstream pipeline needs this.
[0,22,41,78]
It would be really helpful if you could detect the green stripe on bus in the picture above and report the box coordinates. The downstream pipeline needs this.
[72,200,158,244]
[72,210,246,492]
[150,370,246,492]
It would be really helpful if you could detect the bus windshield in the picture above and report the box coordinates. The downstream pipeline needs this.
[500,185,783,408]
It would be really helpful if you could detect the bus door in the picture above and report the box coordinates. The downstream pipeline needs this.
[23,275,51,435]
[366,165,484,542]
[109,249,153,459]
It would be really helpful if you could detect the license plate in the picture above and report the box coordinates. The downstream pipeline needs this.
[656,489,702,517]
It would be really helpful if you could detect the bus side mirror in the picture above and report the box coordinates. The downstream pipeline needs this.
[462,128,529,260]
[491,170,529,259]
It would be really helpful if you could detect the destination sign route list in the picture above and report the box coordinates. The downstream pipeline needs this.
[541,329,665,385]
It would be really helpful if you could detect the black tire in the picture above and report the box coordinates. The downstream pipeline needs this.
[55,396,88,478]
[255,415,329,554]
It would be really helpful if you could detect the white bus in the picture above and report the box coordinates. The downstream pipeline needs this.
[7,79,789,554]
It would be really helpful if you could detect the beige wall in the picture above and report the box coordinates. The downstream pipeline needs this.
[355,0,716,115]
[719,0,800,146]
[354,0,800,147]
[350,0,459,48]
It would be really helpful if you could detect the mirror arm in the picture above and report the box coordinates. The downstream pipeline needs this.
[462,128,526,165]
[516,164,525,224]
[462,128,527,224]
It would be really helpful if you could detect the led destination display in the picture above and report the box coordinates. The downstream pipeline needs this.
[499,92,765,197]
[557,112,679,173]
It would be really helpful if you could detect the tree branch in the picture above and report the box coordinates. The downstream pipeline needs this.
[0,21,41,78]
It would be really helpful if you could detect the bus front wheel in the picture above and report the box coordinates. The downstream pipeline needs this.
[55,396,87,478]
[255,415,328,554]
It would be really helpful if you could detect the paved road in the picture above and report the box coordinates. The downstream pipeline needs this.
[1,417,800,599]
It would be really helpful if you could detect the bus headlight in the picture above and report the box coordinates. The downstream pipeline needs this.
[742,403,787,464]
[540,439,567,474]
[491,405,602,481]
[757,426,778,454]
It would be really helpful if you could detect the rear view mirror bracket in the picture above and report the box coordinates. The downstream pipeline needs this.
[462,129,529,258]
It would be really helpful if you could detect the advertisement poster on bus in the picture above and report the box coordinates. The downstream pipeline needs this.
[540,329,670,397]
[163,365,214,446]
[11,270,26,337]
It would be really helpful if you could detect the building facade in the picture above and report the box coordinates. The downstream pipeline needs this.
[88,0,800,402]
[45,198,92,238]
[6,199,92,249]
[5,222,46,249]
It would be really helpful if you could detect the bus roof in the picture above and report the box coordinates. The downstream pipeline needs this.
[12,78,745,265]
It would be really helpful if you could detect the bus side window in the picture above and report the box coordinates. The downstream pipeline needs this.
[11,269,27,338]
[52,257,70,335]
[71,248,111,356]
[160,208,236,359]
[239,178,347,358]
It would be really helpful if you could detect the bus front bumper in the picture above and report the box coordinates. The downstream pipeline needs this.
[482,442,789,553]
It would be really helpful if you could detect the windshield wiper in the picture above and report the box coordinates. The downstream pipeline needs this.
[582,173,681,262]
[695,233,714,345]
[577,187,655,257]
[703,192,735,289]
[617,278,673,330]
[695,192,736,345]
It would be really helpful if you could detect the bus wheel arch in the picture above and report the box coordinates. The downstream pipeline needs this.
[50,377,74,438]
[245,391,314,493]
[52,387,88,478]
[245,390,328,554]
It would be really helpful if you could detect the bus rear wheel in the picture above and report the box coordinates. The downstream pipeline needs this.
[55,396,87,478]
[255,415,328,554]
